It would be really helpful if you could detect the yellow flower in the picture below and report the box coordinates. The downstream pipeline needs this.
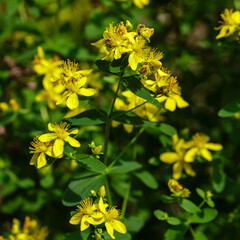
[99,200,127,240]
[160,137,196,180]
[33,46,63,82]
[69,198,104,231]
[143,71,189,112]
[133,0,149,8]
[215,9,240,39]
[56,60,96,110]
[29,137,54,169]
[38,122,80,157]
[184,133,223,162]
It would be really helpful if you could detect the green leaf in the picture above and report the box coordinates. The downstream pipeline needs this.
[163,224,188,240]
[109,161,142,174]
[112,111,156,126]
[167,217,182,226]
[124,216,145,233]
[75,154,107,173]
[206,200,215,208]
[158,123,177,136]
[196,188,205,199]
[154,210,166,220]
[40,175,54,189]
[218,101,240,117]
[180,199,200,213]
[62,172,106,206]
[95,57,128,74]
[191,208,218,223]
[104,231,131,240]
[123,76,161,107]
[160,194,176,203]
[18,178,35,189]
[64,229,91,240]
[66,109,107,126]
[195,231,208,240]
[134,170,158,189]
[212,168,226,193]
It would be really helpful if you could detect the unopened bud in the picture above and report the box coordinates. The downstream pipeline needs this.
[98,186,106,198]
[140,27,154,40]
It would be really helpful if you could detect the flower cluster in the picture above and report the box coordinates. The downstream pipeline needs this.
[92,21,188,112]
[113,90,165,132]
[33,47,96,110]
[69,186,127,239]
[29,122,80,168]
[160,133,223,179]
[0,216,48,240]
[0,99,20,113]
[215,9,240,39]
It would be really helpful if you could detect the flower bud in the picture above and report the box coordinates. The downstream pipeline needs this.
[140,27,154,40]
[98,185,106,198]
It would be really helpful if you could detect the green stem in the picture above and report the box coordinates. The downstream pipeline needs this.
[112,100,148,118]
[121,181,131,219]
[198,199,206,208]
[107,127,146,171]
[103,76,122,165]
[189,225,196,239]
[105,176,112,206]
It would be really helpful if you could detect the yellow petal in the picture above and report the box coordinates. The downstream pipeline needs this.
[37,152,47,169]
[183,163,196,177]
[165,98,176,112]
[30,153,38,165]
[128,52,138,70]
[65,136,81,148]
[105,222,115,239]
[45,146,53,157]
[160,152,180,164]
[184,148,198,162]
[174,95,189,108]
[48,123,56,131]
[112,220,127,234]
[200,148,212,161]
[173,162,182,180]
[39,133,57,142]
[99,197,107,214]
[205,143,223,151]
[123,124,134,133]
[81,215,90,231]
[69,129,79,135]
[53,139,64,157]
[67,93,79,110]
[69,213,82,225]
[78,88,96,97]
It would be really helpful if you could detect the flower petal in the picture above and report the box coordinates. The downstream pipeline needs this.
[53,139,64,157]
[30,153,38,165]
[67,93,79,110]
[37,152,47,169]
[112,220,127,234]
[183,163,196,177]
[39,133,57,142]
[173,162,182,180]
[69,213,82,225]
[174,95,189,108]
[80,215,90,231]
[200,148,212,161]
[165,98,176,112]
[78,88,96,97]
[184,148,198,162]
[69,129,79,135]
[105,222,115,239]
[160,152,180,164]
[205,143,223,151]
[65,136,81,148]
